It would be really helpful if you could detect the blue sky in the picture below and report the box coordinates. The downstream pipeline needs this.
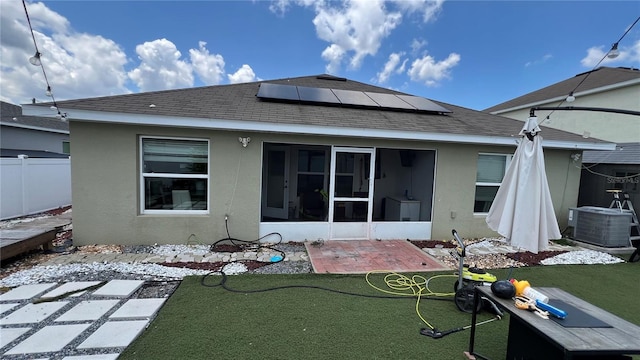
[1,1,639,112]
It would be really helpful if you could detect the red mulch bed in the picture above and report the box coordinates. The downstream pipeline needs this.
[159,261,270,271]
[504,250,569,266]
[411,240,457,248]
[410,240,568,266]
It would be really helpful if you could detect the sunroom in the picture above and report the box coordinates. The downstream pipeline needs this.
[259,142,436,241]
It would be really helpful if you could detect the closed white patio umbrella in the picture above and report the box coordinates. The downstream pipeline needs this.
[486,116,562,253]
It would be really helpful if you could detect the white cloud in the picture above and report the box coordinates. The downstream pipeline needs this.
[524,53,552,67]
[0,0,129,104]
[313,0,402,72]
[128,39,194,92]
[228,64,259,84]
[411,38,427,55]
[376,52,406,83]
[407,52,460,86]
[321,44,346,74]
[580,41,640,67]
[283,0,445,75]
[190,41,226,85]
[391,0,444,22]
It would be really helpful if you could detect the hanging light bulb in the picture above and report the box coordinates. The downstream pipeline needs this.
[566,92,575,102]
[607,43,620,59]
[29,51,42,66]
[45,86,52,97]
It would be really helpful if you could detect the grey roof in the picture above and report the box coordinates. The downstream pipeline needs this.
[485,67,640,113]
[1,101,69,133]
[22,74,608,145]
[582,142,640,164]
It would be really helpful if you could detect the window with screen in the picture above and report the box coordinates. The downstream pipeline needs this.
[140,137,209,213]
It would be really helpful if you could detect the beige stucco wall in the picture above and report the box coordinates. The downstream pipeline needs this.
[70,121,580,245]
[428,143,580,240]
[70,122,263,246]
[493,85,639,143]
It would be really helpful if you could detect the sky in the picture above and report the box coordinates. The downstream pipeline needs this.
[1,0,639,113]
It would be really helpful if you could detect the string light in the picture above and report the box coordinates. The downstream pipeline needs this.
[22,0,67,121]
[537,16,639,124]
[607,43,620,59]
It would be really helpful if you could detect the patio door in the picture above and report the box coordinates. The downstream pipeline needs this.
[262,145,290,219]
[329,147,375,239]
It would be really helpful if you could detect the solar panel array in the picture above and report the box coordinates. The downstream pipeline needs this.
[256,83,451,113]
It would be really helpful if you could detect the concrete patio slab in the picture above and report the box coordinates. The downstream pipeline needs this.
[92,279,144,297]
[109,298,166,319]
[306,240,450,274]
[77,320,148,349]
[55,300,120,322]
[1,301,68,324]
[4,323,90,354]
[0,283,57,301]
[0,327,31,348]
[41,281,103,299]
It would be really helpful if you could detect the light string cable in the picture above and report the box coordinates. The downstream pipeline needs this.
[22,0,66,120]
[538,15,640,126]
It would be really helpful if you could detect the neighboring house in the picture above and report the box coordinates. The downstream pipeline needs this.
[1,101,71,219]
[485,67,639,143]
[579,142,640,209]
[485,67,640,218]
[22,74,613,246]
[1,101,70,155]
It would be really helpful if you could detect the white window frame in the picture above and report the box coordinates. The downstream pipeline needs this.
[474,152,512,214]
[139,135,210,215]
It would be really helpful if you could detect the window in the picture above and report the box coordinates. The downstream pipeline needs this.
[474,153,511,213]
[140,137,209,213]
[62,141,70,154]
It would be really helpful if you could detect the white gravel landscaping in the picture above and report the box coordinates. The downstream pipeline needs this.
[540,249,625,265]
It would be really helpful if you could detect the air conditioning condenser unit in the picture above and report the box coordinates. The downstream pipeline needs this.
[569,206,632,248]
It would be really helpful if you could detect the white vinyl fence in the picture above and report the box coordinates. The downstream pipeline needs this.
[1,156,71,220]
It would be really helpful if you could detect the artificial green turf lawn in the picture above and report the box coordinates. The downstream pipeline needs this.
[119,263,639,360]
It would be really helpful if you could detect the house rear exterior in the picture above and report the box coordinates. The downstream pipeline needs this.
[23,75,613,245]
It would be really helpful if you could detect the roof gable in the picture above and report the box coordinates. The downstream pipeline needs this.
[485,67,640,113]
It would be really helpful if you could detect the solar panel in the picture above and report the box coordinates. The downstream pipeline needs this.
[396,95,451,113]
[331,89,379,107]
[298,86,340,104]
[365,92,416,110]
[256,83,299,101]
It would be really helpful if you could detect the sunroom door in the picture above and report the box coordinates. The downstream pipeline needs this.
[329,147,375,240]
[262,145,290,219]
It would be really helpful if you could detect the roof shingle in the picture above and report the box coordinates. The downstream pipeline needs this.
[22,74,609,145]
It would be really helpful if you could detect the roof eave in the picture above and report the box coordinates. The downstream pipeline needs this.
[22,105,614,151]
[488,78,640,115]
[0,121,69,134]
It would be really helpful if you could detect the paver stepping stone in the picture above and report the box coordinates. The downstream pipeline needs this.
[92,280,144,297]
[0,327,31,348]
[1,301,68,324]
[0,302,21,316]
[55,300,120,322]
[109,298,166,319]
[41,281,103,299]
[4,323,90,354]
[0,283,57,301]
[77,320,148,349]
